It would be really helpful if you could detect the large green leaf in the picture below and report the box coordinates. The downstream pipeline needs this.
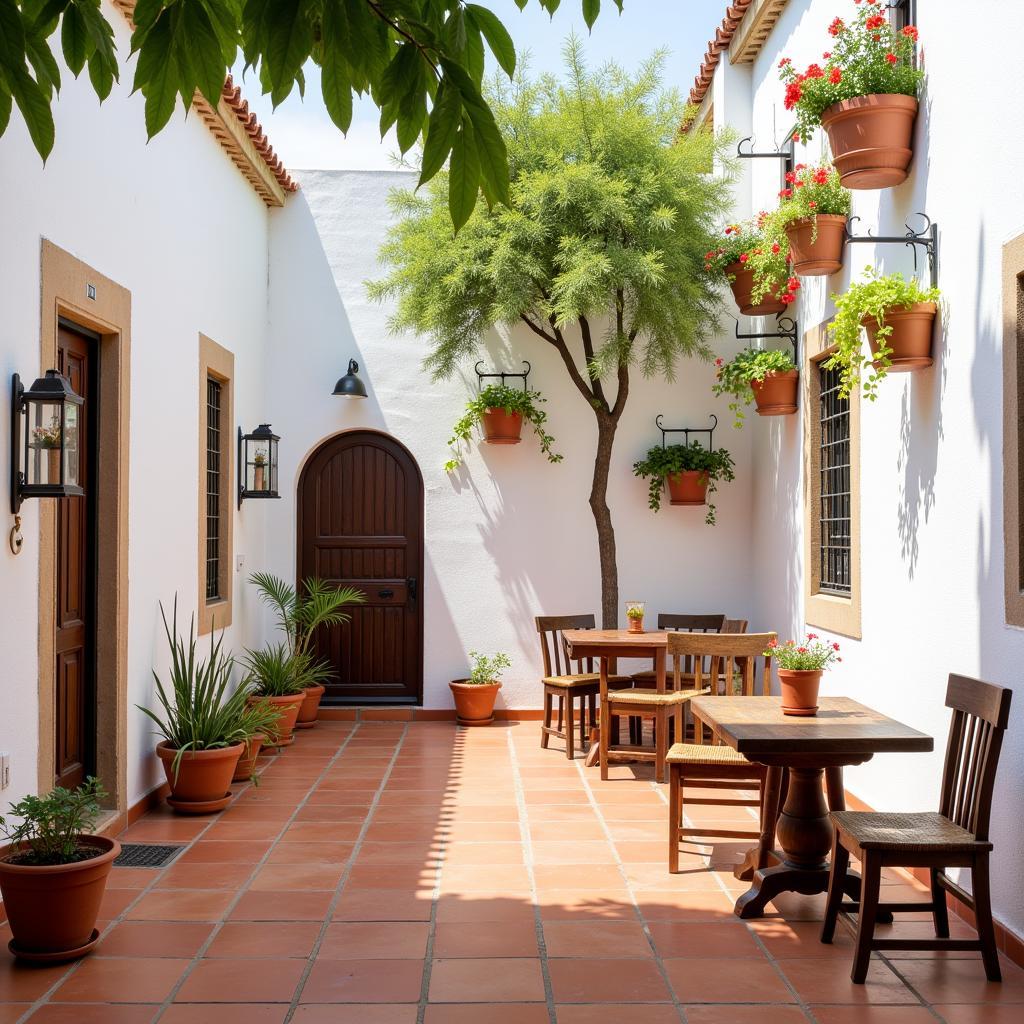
[418,77,460,185]
[59,4,87,75]
[87,43,113,99]
[26,33,61,97]
[180,0,225,107]
[448,115,480,231]
[0,76,12,136]
[0,0,26,67]
[466,4,515,78]
[8,61,54,158]
[133,11,179,137]
[320,3,353,132]
[264,0,311,106]
[582,0,600,29]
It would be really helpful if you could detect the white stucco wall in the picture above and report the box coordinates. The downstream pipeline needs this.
[707,0,1024,938]
[0,3,272,810]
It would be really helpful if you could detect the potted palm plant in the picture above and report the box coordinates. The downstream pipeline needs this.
[450,651,511,727]
[766,633,841,716]
[243,644,310,748]
[633,442,736,525]
[712,348,799,427]
[445,383,562,471]
[139,601,267,813]
[779,2,924,188]
[0,778,118,962]
[826,267,941,399]
[249,572,365,729]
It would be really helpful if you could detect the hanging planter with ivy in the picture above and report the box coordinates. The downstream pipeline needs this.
[712,348,799,427]
[632,442,735,526]
[445,383,562,472]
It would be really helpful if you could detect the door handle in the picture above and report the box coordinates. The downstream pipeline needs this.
[406,577,418,602]
[378,589,394,599]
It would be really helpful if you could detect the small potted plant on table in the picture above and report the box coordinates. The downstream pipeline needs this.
[0,777,119,962]
[633,441,736,525]
[446,384,562,471]
[779,2,924,188]
[450,651,511,727]
[713,348,799,426]
[625,602,645,634]
[766,633,841,716]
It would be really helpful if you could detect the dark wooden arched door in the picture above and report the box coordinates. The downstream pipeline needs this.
[297,431,423,704]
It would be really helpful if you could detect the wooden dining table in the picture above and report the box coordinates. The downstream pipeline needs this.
[689,695,933,919]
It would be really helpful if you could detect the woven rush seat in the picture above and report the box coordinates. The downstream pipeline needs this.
[831,811,988,853]
[543,673,632,688]
[607,687,706,706]
[666,741,751,766]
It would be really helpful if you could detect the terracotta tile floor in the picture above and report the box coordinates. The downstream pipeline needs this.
[1,721,1020,1023]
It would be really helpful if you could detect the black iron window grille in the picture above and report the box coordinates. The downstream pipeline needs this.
[819,363,851,596]
[206,376,222,601]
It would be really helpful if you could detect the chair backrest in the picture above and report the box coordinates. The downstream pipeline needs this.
[667,631,776,697]
[535,615,596,677]
[722,618,748,634]
[939,674,1013,841]
[658,613,728,632]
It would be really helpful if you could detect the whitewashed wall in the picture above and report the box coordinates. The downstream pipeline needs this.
[266,169,760,710]
[707,0,1024,938]
[0,2,271,810]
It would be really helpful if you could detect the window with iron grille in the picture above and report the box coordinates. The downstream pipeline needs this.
[819,363,851,595]
[205,376,222,601]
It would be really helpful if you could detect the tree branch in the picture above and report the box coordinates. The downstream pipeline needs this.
[366,1,440,77]
[520,314,559,346]
[612,358,630,420]
[579,315,607,410]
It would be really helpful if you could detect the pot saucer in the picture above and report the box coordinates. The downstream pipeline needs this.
[457,716,495,727]
[166,792,232,814]
[782,705,819,717]
[9,928,100,963]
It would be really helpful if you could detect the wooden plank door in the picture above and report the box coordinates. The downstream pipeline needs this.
[55,322,96,789]
[298,432,423,704]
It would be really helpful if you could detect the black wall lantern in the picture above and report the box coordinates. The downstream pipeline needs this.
[332,358,368,399]
[10,370,84,514]
[238,424,280,508]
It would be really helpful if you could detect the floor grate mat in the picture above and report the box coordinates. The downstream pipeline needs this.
[113,843,185,868]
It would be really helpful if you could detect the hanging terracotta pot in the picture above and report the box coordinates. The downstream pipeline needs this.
[296,684,326,729]
[820,94,918,189]
[0,836,120,962]
[156,741,244,813]
[480,409,523,445]
[247,693,305,749]
[449,680,501,726]
[726,263,786,317]
[862,302,937,372]
[232,735,266,783]
[784,215,847,276]
[751,370,799,416]
[667,471,709,506]
[778,669,822,716]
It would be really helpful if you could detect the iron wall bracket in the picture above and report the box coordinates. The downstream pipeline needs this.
[655,414,718,451]
[843,213,938,289]
[475,360,531,393]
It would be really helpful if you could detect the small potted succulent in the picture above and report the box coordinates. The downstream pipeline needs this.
[30,417,63,482]
[253,449,268,491]
[712,348,799,426]
[625,602,645,634]
[450,651,511,726]
[633,442,736,526]
[704,220,798,316]
[765,633,841,716]
[826,267,941,399]
[779,1,924,188]
[446,383,562,471]
[0,777,119,962]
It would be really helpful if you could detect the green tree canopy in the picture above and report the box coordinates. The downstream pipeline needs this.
[370,40,734,624]
[0,0,620,225]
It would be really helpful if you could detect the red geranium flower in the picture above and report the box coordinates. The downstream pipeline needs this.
[779,57,792,68]
[787,277,801,291]
[866,13,886,31]
[829,66,842,84]
[781,293,796,305]
[828,17,844,36]
[715,357,724,367]
[886,53,898,64]
[771,243,781,254]
[804,63,824,80]
[785,171,796,183]
[903,25,919,41]
[813,168,829,184]
[739,252,749,263]
[808,200,817,209]
[779,188,793,199]
[784,81,803,110]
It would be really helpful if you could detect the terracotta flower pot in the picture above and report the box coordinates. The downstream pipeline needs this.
[784,215,847,276]
[778,669,823,717]
[821,94,918,189]
[296,684,326,729]
[667,470,709,506]
[480,409,523,445]
[627,618,644,634]
[751,370,799,416]
[726,263,786,317]
[450,680,501,726]
[862,302,937,372]
[247,693,305,749]
[156,741,244,813]
[232,735,266,783]
[0,836,120,962]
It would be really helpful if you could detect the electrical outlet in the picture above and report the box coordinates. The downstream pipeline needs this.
[235,554,245,573]
[0,753,10,790]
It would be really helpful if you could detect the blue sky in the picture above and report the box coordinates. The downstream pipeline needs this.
[238,0,727,171]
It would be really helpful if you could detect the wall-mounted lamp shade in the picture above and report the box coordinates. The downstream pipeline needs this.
[10,370,85,514]
[238,424,281,508]
[332,359,368,399]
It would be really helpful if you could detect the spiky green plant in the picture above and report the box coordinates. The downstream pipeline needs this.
[243,644,331,698]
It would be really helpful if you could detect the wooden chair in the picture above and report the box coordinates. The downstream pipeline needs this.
[666,632,777,873]
[822,674,1013,983]
[536,615,633,760]
[630,614,727,687]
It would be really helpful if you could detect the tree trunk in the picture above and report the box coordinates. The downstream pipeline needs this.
[590,411,619,629]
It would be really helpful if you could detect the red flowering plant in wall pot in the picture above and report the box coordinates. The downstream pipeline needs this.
[779,0,924,188]
[765,633,842,716]
[705,219,799,317]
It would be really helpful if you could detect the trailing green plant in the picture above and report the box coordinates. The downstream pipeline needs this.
[243,644,325,698]
[466,651,512,685]
[138,600,264,778]
[825,267,941,400]
[0,778,106,866]
[712,348,797,428]
[632,442,736,524]
[445,383,562,472]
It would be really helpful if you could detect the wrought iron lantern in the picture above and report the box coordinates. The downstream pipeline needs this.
[10,370,84,513]
[332,358,368,399]
[238,424,280,507]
